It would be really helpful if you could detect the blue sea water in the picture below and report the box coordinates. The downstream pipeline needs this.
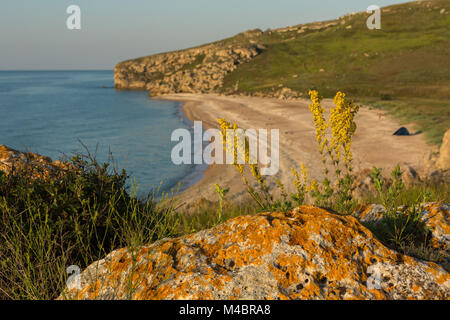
[0,70,200,195]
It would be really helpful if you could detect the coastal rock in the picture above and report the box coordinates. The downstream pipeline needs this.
[0,145,66,178]
[59,206,449,300]
[401,166,422,187]
[424,150,440,175]
[240,29,263,38]
[436,129,450,172]
[351,168,376,200]
[275,87,299,100]
[422,204,450,251]
[114,40,262,96]
[422,129,450,183]
[353,204,385,226]
[112,17,341,100]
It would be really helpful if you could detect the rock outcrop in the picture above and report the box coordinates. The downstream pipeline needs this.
[0,145,67,178]
[60,206,449,300]
[423,129,450,184]
[436,129,450,172]
[422,204,450,253]
[114,32,264,96]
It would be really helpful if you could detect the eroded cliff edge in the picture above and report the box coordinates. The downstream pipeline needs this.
[114,29,264,96]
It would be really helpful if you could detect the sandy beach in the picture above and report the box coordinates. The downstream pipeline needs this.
[156,93,434,208]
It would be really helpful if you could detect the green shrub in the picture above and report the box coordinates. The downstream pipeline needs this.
[365,165,448,263]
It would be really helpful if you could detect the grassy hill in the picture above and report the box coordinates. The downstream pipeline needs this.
[223,1,450,98]
[220,0,450,144]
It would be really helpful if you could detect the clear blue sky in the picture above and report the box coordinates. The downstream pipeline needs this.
[0,0,411,70]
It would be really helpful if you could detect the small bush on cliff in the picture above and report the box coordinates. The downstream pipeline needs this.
[366,165,437,258]
[0,149,180,300]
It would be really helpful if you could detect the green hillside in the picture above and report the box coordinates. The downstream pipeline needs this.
[223,0,450,99]
[221,0,450,144]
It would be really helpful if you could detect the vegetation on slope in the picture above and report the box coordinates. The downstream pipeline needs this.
[223,1,450,98]
[220,0,450,143]
[117,1,449,144]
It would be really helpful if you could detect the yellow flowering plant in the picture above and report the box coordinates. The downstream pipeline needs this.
[214,183,229,223]
[290,163,310,207]
[216,90,360,214]
[306,90,360,212]
[217,118,274,210]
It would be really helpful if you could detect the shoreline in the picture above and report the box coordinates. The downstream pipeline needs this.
[154,93,434,209]
[165,101,208,194]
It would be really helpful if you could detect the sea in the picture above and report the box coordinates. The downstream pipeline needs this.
[0,70,203,195]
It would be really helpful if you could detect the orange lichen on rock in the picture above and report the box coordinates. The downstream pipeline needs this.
[59,206,450,300]
[353,204,385,224]
[422,204,450,250]
[0,144,68,179]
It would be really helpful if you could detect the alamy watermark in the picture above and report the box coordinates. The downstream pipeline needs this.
[65,4,380,31]
[366,263,382,290]
[171,121,280,176]
[367,5,381,30]
[66,5,81,30]
[66,265,81,290]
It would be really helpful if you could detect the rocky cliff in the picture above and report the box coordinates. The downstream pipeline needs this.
[60,205,449,300]
[114,30,264,96]
[114,1,450,102]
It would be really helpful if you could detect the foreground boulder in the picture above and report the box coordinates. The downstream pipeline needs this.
[60,206,449,300]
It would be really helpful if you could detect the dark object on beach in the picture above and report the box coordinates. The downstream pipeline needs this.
[380,93,393,101]
[393,127,410,136]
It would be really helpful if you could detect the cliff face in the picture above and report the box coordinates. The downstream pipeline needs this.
[114,30,264,96]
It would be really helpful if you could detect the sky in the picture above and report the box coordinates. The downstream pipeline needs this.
[0,0,411,70]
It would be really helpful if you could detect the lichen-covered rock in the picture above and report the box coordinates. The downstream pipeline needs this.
[0,145,67,178]
[422,204,450,250]
[353,203,385,225]
[60,206,449,300]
